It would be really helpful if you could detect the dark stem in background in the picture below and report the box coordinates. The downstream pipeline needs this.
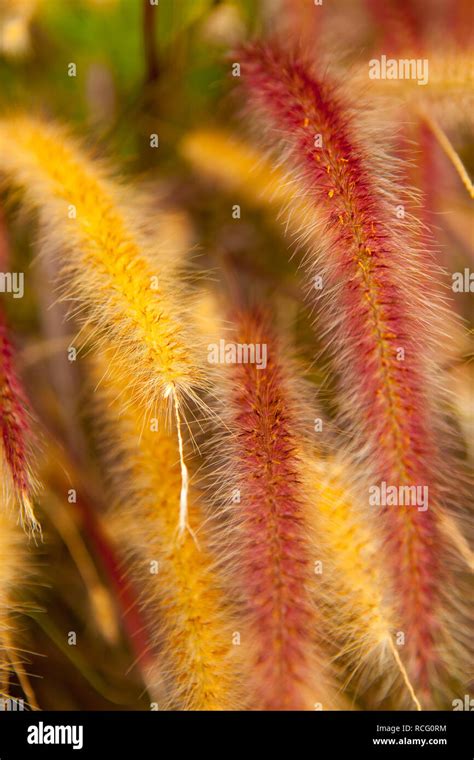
[45,438,156,684]
[143,0,160,85]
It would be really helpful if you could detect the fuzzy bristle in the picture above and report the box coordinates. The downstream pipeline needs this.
[0,115,207,421]
[306,455,424,709]
[218,310,342,710]
[0,311,39,534]
[90,355,244,710]
[238,43,470,705]
[0,479,31,701]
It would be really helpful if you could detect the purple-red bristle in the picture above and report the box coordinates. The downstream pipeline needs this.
[237,43,460,700]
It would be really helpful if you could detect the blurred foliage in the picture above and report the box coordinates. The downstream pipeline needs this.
[0,0,471,711]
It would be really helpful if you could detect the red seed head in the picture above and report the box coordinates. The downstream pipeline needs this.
[0,311,39,532]
[236,43,465,701]
[225,310,333,709]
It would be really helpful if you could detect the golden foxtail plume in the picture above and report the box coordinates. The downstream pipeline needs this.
[305,455,421,710]
[0,114,209,531]
[88,352,245,710]
[0,115,207,417]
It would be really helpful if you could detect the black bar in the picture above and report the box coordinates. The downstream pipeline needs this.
[0,710,471,757]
